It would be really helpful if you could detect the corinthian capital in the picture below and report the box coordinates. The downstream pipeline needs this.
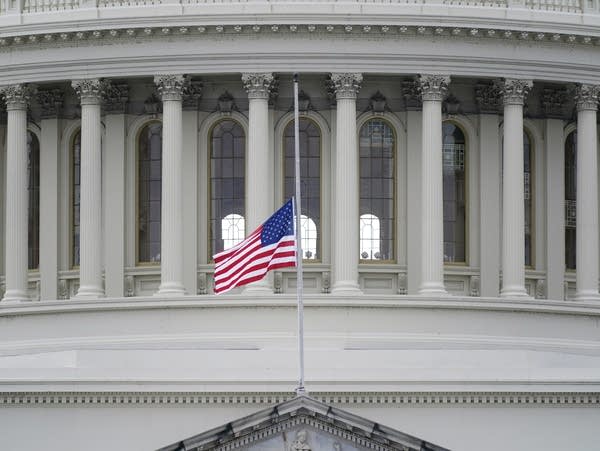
[0,84,35,111]
[330,73,362,100]
[241,73,274,99]
[575,84,600,112]
[154,75,187,102]
[500,79,533,106]
[72,79,105,106]
[418,75,450,102]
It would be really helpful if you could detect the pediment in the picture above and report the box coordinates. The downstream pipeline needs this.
[158,395,450,451]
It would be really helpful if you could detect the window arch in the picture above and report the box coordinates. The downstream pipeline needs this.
[524,130,534,267]
[284,118,321,260]
[359,119,395,261]
[442,122,466,263]
[210,119,245,257]
[137,122,162,264]
[565,130,577,270]
[71,130,81,268]
[27,131,40,270]
[221,213,245,250]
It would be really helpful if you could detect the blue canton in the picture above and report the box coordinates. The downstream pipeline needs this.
[261,199,295,246]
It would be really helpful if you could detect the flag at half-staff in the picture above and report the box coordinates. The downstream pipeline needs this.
[213,199,296,294]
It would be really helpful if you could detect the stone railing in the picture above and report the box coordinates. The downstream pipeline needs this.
[2,0,598,15]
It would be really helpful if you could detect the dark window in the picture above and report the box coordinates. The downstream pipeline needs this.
[27,131,40,270]
[72,131,81,267]
[565,131,577,270]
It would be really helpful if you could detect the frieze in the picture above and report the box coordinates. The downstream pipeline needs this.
[541,87,568,118]
[475,82,502,114]
[400,79,421,111]
[102,81,129,114]
[182,78,203,110]
[36,88,64,118]
[1,391,598,407]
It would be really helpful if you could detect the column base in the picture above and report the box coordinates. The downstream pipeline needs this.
[331,281,362,296]
[418,281,448,296]
[574,290,600,301]
[500,285,531,298]
[155,281,186,297]
[2,289,30,302]
[74,285,105,299]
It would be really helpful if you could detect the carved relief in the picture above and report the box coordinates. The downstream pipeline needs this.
[535,279,546,299]
[369,91,386,114]
[72,78,105,105]
[400,79,421,110]
[417,74,450,102]
[217,91,236,114]
[182,79,203,110]
[470,275,480,297]
[0,84,35,110]
[574,83,600,111]
[241,72,274,99]
[125,275,134,297]
[57,279,68,300]
[154,74,187,102]
[330,73,362,100]
[102,81,129,114]
[397,273,407,295]
[198,272,207,295]
[541,87,567,118]
[289,429,311,450]
[37,88,64,118]
[274,272,283,294]
[500,78,533,106]
[475,82,502,114]
[321,271,330,294]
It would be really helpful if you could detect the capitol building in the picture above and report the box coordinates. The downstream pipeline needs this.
[1,0,600,449]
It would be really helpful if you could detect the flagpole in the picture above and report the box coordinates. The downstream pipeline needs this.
[293,73,306,395]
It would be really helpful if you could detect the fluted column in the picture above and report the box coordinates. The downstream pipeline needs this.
[574,84,600,301]
[418,75,450,296]
[72,79,104,298]
[242,73,274,293]
[155,75,186,296]
[0,84,33,302]
[331,73,362,295]
[500,79,532,298]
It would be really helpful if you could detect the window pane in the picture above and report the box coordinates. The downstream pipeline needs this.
[72,131,81,267]
[28,131,40,270]
[442,122,466,263]
[284,118,320,260]
[211,120,246,256]
[138,123,162,263]
[359,119,395,261]
[565,131,577,270]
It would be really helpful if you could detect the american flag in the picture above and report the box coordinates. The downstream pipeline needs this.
[213,199,297,294]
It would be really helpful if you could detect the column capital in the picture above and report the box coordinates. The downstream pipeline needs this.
[330,73,363,100]
[500,79,533,106]
[418,75,450,102]
[37,88,64,119]
[241,73,274,99]
[575,84,600,112]
[0,84,35,111]
[154,75,187,102]
[72,79,105,106]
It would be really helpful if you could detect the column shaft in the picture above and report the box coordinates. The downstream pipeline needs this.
[3,97,29,301]
[330,73,362,295]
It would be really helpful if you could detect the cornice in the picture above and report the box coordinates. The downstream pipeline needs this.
[0,391,598,406]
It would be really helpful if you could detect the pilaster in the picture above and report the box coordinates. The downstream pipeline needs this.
[500,78,532,298]
[242,72,275,293]
[72,78,105,299]
[0,84,34,302]
[418,74,450,296]
[182,108,199,295]
[330,73,363,295]
[154,74,187,296]
[574,84,600,301]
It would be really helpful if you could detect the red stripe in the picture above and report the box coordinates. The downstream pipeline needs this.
[214,228,262,264]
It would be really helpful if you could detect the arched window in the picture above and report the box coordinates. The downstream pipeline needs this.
[359,119,394,261]
[27,131,40,270]
[210,119,245,256]
[221,213,245,250]
[565,131,577,270]
[71,130,81,267]
[524,131,534,267]
[138,122,162,264]
[284,118,320,260]
[360,214,381,260]
[442,122,466,263]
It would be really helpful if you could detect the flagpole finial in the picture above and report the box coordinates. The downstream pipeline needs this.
[293,73,299,83]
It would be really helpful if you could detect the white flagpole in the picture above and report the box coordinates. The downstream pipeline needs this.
[293,73,306,395]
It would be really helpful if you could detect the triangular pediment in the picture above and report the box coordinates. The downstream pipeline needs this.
[158,395,450,451]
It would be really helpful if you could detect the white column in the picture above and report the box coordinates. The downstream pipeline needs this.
[330,73,362,295]
[38,89,63,300]
[155,75,187,296]
[104,107,126,297]
[500,79,532,298]
[418,75,449,296]
[574,84,600,301]
[242,73,274,293]
[0,84,32,302]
